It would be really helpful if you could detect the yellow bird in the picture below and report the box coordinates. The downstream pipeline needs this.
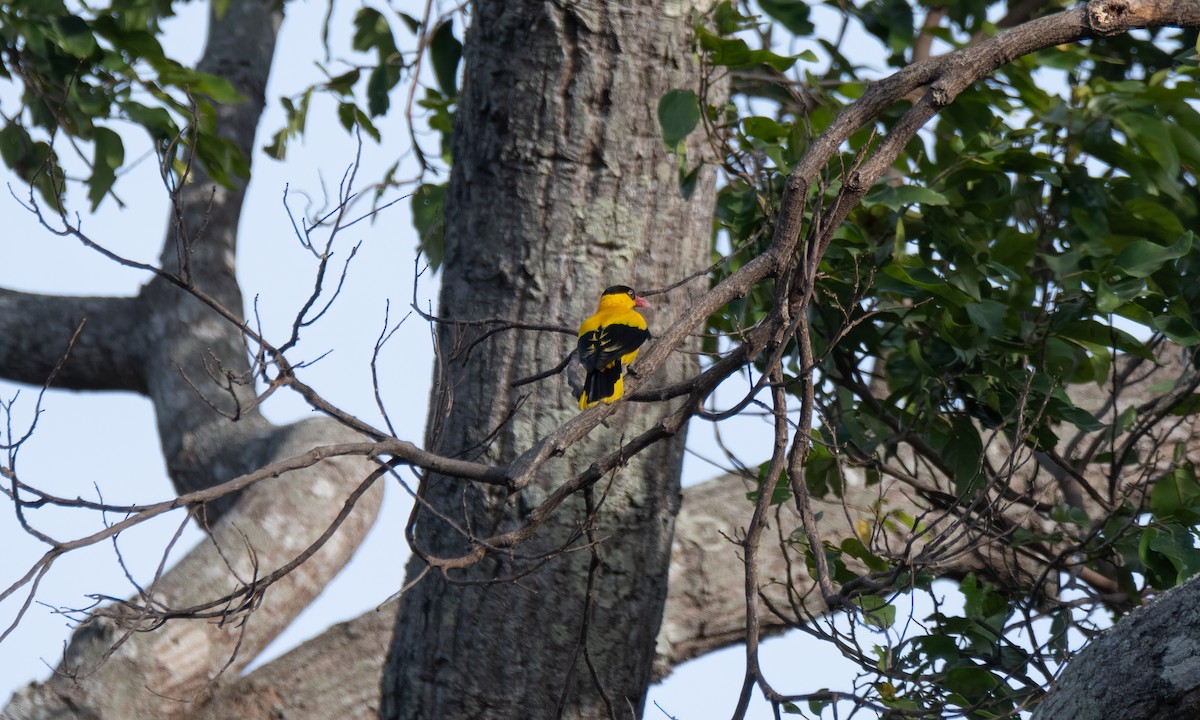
[577,285,651,409]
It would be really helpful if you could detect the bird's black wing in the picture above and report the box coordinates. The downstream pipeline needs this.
[578,323,651,372]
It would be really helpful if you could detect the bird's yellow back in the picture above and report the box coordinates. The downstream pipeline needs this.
[578,294,647,368]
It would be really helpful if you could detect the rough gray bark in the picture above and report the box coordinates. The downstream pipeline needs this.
[379,1,720,717]
[2,3,382,718]
[1033,572,1200,720]
[0,292,144,392]
[191,601,395,720]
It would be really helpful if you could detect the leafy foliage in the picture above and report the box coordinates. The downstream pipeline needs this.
[0,0,248,208]
[675,0,1200,716]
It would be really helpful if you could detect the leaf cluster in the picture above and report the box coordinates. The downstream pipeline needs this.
[0,0,248,209]
[666,1,1200,716]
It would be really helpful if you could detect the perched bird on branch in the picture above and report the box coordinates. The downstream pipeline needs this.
[577,285,651,409]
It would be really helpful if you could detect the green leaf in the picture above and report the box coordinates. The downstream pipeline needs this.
[1154,314,1200,346]
[867,184,950,212]
[1114,231,1194,278]
[857,0,915,55]
[1125,198,1185,239]
[710,1,749,33]
[1151,463,1200,523]
[192,132,248,188]
[387,12,417,33]
[941,416,984,495]
[741,116,789,142]
[1116,112,1181,177]
[87,126,124,211]
[325,68,361,95]
[854,595,897,629]
[1168,122,1200,169]
[1170,394,1200,417]
[1049,609,1070,660]
[841,537,889,573]
[942,666,1002,704]
[336,102,382,141]
[1069,203,1110,241]
[1140,523,1200,588]
[748,460,792,505]
[961,574,1002,623]
[678,159,703,199]
[263,128,288,160]
[190,72,244,105]
[72,82,110,117]
[0,122,33,169]
[121,102,176,141]
[353,8,396,55]
[880,264,974,306]
[804,440,841,496]
[697,27,797,71]
[52,15,97,58]
[367,65,401,117]
[92,22,166,64]
[1049,503,1091,527]
[412,183,446,270]
[1058,405,1103,432]
[27,142,65,208]
[658,89,700,150]
[964,300,1007,339]
[429,20,462,98]
[1096,277,1146,313]
[757,0,814,35]
[1056,319,1155,361]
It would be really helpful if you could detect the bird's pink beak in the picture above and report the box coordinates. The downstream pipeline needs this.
[634,296,650,308]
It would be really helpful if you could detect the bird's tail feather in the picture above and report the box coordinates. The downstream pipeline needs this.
[579,363,623,409]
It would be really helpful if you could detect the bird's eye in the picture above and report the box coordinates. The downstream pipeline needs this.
[627,290,635,298]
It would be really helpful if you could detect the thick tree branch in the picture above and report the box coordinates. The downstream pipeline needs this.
[0,290,145,392]
[1033,571,1200,719]
[5,420,382,720]
[136,1,284,493]
[192,602,396,720]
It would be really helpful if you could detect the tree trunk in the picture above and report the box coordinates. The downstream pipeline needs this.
[379,1,721,717]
